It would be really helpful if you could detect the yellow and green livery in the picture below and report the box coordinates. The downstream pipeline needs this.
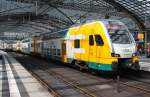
[40,19,139,71]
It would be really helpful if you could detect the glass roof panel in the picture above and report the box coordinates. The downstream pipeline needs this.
[0,0,149,30]
[115,0,150,26]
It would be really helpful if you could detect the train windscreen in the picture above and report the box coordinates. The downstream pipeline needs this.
[106,21,133,44]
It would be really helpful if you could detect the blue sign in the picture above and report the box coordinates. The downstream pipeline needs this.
[131,31,139,41]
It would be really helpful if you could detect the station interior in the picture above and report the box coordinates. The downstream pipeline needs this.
[0,0,150,97]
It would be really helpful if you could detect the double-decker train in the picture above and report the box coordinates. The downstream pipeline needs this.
[12,19,140,72]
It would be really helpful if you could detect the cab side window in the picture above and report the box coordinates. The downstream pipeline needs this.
[95,35,104,46]
[74,39,80,48]
[89,35,94,46]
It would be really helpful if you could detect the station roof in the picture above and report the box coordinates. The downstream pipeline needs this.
[0,0,149,40]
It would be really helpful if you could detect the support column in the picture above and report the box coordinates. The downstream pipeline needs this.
[35,1,38,16]
[144,31,147,55]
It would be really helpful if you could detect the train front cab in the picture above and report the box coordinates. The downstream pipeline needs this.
[102,20,140,71]
[65,20,139,72]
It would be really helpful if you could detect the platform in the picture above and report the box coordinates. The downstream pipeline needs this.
[0,50,53,97]
[139,56,150,72]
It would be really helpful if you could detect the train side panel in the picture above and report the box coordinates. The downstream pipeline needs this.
[31,36,42,54]
[21,38,32,54]
[12,41,22,51]
[42,39,49,57]
[42,38,63,61]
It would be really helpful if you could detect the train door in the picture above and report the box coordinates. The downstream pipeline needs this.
[31,37,35,53]
[62,41,67,62]
[41,40,43,56]
[88,35,95,62]
[95,34,104,58]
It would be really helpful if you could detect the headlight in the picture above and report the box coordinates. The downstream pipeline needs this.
[111,53,120,57]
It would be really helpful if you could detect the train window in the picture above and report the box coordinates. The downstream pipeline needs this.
[108,29,132,44]
[49,49,51,55]
[57,49,61,56]
[53,49,56,55]
[89,35,94,46]
[31,43,33,47]
[50,48,52,55]
[47,48,49,54]
[95,35,104,46]
[74,39,80,48]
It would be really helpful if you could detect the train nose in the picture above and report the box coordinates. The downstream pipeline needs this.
[112,43,135,58]
[118,58,140,70]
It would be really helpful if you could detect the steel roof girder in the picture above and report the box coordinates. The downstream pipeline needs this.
[103,0,145,30]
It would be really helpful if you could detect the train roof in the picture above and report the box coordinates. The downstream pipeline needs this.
[41,29,68,40]
[40,19,124,40]
[70,19,123,28]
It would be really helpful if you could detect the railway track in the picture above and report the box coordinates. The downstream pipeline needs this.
[118,70,150,93]
[5,55,61,97]
[121,82,150,93]
[9,53,100,97]
[31,63,99,97]
[47,70,98,97]
[9,52,150,97]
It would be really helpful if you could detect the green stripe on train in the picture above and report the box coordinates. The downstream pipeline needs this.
[87,62,112,71]
[67,58,112,71]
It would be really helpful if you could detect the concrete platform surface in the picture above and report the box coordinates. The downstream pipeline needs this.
[0,50,53,97]
[139,56,150,72]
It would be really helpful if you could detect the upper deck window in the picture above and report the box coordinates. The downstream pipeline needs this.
[108,29,132,44]
[106,21,133,44]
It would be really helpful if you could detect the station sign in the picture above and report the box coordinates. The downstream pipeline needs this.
[4,32,29,39]
[138,33,144,39]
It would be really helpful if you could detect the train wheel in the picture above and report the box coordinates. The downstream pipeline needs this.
[134,61,140,70]
[74,60,88,71]
[88,68,97,75]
